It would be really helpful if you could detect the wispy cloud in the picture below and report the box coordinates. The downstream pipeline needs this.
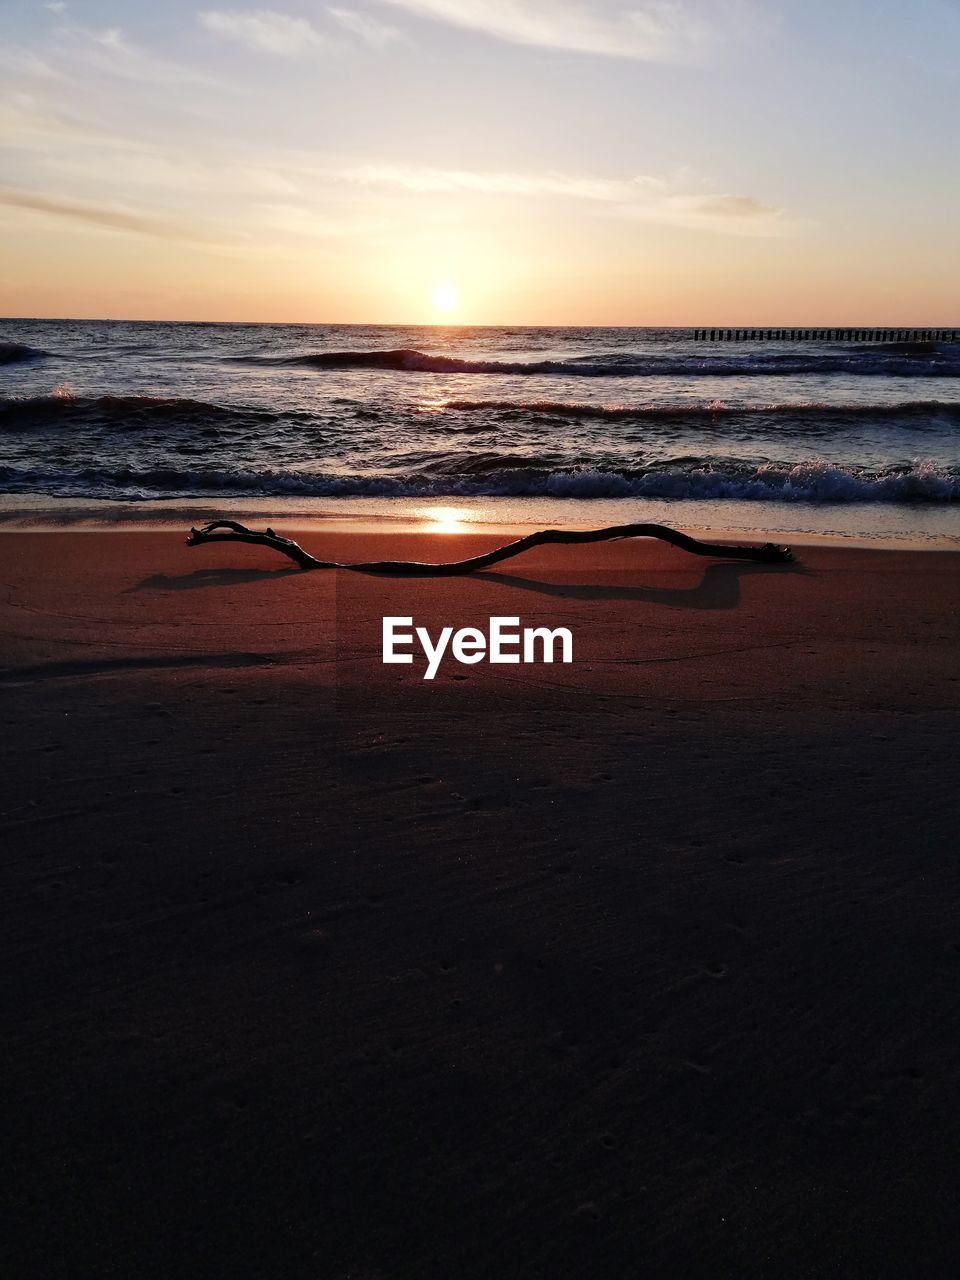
[0,186,224,244]
[674,195,776,219]
[1,69,791,242]
[198,10,330,55]
[0,26,216,89]
[198,7,403,54]
[625,192,789,236]
[0,92,127,149]
[0,49,66,81]
[338,162,791,235]
[376,0,753,62]
[339,163,661,199]
[59,25,220,86]
[328,7,403,47]
[254,200,391,239]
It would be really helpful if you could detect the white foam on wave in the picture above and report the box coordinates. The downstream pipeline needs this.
[1,458,957,504]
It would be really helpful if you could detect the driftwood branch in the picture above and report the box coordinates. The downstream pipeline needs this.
[186,520,793,574]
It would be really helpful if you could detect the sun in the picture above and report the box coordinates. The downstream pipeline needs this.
[431,281,459,317]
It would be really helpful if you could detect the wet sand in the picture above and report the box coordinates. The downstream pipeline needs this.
[3,528,959,1278]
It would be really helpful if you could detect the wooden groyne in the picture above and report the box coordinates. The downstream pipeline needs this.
[690,328,957,342]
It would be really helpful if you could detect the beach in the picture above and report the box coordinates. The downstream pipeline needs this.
[4,525,959,1277]
[4,0,959,1268]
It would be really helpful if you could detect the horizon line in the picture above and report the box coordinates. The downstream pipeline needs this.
[4,315,959,329]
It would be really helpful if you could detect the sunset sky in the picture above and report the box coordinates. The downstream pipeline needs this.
[1,0,958,324]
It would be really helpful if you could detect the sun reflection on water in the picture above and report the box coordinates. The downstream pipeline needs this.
[418,505,472,533]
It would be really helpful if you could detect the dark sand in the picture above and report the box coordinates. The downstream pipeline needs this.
[3,529,959,1278]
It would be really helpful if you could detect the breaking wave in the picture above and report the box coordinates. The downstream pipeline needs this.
[234,346,960,378]
[2,459,956,504]
[0,342,48,365]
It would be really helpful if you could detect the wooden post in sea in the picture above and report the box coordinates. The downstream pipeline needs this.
[689,326,956,342]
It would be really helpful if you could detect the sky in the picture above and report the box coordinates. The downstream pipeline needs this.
[1,0,958,324]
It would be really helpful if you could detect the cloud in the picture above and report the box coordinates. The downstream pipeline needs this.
[0,73,790,242]
[254,200,391,239]
[198,7,402,54]
[679,195,777,219]
[340,163,663,200]
[62,26,220,86]
[0,27,222,93]
[376,0,751,62]
[328,7,403,47]
[337,162,790,234]
[0,186,223,244]
[0,49,66,80]
[0,92,126,149]
[198,9,330,54]
[629,192,788,235]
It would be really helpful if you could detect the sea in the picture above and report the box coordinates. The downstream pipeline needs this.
[2,319,959,542]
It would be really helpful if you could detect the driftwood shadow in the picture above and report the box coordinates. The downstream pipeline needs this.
[129,567,301,592]
[129,559,807,612]
[471,560,810,610]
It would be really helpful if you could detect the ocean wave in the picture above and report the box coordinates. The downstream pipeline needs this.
[845,341,940,355]
[4,391,957,436]
[0,393,302,432]
[439,398,960,425]
[234,347,960,378]
[0,342,48,365]
[2,459,956,504]
[249,348,579,374]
